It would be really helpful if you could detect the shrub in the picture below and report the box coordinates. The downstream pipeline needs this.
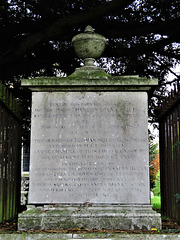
[149,140,159,189]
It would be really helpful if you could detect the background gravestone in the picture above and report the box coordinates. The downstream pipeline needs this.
[18,26,161,231]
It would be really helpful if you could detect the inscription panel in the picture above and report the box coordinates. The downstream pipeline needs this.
[29,92,150,204]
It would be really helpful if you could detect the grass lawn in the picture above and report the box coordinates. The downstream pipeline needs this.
[151,195,161,212]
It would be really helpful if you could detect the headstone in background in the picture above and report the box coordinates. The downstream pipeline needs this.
[18,26,161,231]
[21,145,30,206]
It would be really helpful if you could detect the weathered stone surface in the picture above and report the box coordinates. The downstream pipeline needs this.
[29,91,150,204]
[20,67,161,230]
[21,75,158,92]
[72,25,106,66]
[18,204,161,231]
[1,233,180,240]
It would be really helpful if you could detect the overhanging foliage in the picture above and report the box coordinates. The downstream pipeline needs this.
[0,0,180,126]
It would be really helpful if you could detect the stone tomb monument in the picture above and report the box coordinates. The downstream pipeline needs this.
[18,26,161,230]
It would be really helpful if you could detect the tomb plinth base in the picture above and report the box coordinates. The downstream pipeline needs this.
[19,74,161,231]
[18,204,161,231]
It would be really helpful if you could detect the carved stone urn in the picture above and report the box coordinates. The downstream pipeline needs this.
[72,25,106,67]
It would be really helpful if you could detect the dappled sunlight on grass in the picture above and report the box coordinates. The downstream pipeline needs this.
[151,195,161,212]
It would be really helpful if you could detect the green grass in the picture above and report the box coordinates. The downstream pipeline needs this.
[151,195,161,212]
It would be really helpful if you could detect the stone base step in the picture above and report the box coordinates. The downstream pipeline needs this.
[18,204,161,231]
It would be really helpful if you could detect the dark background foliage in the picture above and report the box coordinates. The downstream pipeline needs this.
[0,0,180,137]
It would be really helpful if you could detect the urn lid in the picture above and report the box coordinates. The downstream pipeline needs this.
[72,25,106,42]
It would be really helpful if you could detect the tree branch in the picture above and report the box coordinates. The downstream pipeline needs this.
[0,0,134,65]
[104,38,172,58]
[97,18,180,39]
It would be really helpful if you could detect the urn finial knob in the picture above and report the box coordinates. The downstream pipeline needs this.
[84,25,94,33]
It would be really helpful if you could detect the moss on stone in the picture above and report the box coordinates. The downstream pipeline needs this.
[21,74,158,90]
[18,205,161,231]
[68,67,111,79]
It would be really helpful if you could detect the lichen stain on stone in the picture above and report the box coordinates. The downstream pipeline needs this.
[68,69,111,80]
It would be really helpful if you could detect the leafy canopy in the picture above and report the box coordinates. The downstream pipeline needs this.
[0,0,180,116]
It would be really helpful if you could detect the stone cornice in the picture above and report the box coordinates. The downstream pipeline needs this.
[21,75,158,92]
